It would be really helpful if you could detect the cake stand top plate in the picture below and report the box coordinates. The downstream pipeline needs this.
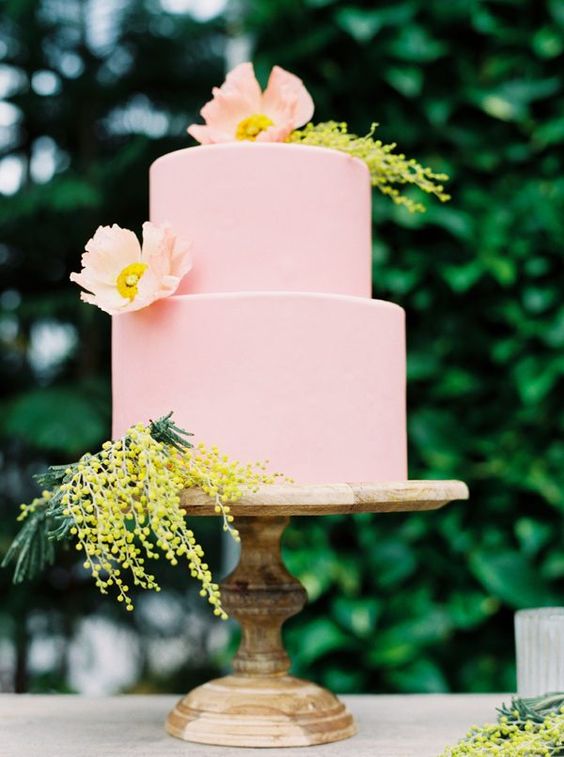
[181,480,468,517]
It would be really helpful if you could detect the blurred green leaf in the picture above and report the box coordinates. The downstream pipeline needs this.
[332,596,380,637]
[368,539,417,588]
[388,26,447,62]
[389,659,449,693]
[514,356,564,404]
[334,7,382,42]
[385,66,423,97]
[291,618,350,666]
[424,206,475,242]
[534,117,564,148]
[442,262,483,292]
[448,591,499,630]
[532,26,564,58]
[549,0,564,26]
[334,4,416,42]
[3,387,108,454]
[542,308,564,347]
[469,550,555,608]
[515,518,552,557]
[323,666,366,693]
[368,609,452,667]
[471,78,561,122]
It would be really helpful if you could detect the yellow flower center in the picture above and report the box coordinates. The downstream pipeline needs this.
[116,263,148,301]
[236,113,274,141]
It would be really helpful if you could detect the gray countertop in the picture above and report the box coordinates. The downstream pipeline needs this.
[0,693,506,757]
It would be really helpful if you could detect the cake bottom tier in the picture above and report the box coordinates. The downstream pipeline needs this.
[112,292,407,483]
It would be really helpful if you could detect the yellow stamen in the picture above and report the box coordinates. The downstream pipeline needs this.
[236,113,274,141]
[116,262,148,301]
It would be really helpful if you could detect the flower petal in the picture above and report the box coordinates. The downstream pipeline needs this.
[141,222,173,283]
[221,62,262,108]
[84,224,141,277]
[169,237,192,281]
[77,281,132,314]
[140,221,167,264]
[135,265,160,306]
[70,270,98,294]
[141,221,192,285]
[188,62,264,143]
[200,89,254,135]
[262,65,314,128]
[186,124,216,144]
[155,274,182,299]
[79,291,98,306]
[256,122,295,142]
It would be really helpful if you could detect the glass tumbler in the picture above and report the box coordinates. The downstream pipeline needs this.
[515,607,564,696]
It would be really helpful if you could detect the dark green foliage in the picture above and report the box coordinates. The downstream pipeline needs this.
[249,0,564,693]
[0,0,227,693]
[2,503,57,585]
[5,386,108,454]
[498,692,564,725]
[149,412,194,451]
[1,0,563,694]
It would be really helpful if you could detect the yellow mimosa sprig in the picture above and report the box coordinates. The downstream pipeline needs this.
[289,121,450,213]
[2,414,286,617]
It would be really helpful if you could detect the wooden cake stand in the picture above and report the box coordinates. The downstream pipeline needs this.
[166,480,468,748]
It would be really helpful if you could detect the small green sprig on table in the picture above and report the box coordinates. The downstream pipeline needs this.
[2,413,284,617]
[441,692,564,756]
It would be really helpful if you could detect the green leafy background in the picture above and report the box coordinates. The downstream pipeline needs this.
[1,0,563,695]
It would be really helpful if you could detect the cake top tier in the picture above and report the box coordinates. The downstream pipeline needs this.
[69,63,450,317]
[150,142,372,298]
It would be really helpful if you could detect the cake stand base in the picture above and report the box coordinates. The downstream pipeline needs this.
[168,482,468,748]
[166,674,356,747]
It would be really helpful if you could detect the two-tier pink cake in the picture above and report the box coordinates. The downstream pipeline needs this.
[112,142,407,482]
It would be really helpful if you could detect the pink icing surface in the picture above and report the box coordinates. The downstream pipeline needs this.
[112,293,407,483]
[150,143,372,297]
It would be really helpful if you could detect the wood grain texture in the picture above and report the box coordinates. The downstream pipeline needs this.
[166,675,356,748]
[181,480,469,516]
[221,518,307,676]
[168,480,468,747]
[166,516,355,746]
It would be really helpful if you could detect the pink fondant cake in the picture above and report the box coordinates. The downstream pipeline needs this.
[150,144,371,297]
[112,143,407,482]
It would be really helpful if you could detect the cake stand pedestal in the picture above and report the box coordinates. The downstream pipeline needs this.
[166,480,468,748]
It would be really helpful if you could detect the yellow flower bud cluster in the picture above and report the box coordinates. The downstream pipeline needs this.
[19,420,288,617]
[54,425,227,615]
[18,491,51,522]
[180,442,287,539]
[289,121,450,213]
[441,710,564,756]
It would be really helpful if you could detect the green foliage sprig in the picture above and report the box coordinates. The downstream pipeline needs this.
[2,414,284,617]
[288,122,450,213]
[441,693,564,756]
[1,491,69,585]
[499,693,564,726]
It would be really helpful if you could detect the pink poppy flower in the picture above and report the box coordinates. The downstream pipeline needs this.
[70,223,191,315]
[188,62,314,145]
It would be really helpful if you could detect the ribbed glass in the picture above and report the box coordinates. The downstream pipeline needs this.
[515,607,564,696]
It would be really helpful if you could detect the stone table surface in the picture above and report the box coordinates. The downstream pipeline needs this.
[0,693,506,757]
